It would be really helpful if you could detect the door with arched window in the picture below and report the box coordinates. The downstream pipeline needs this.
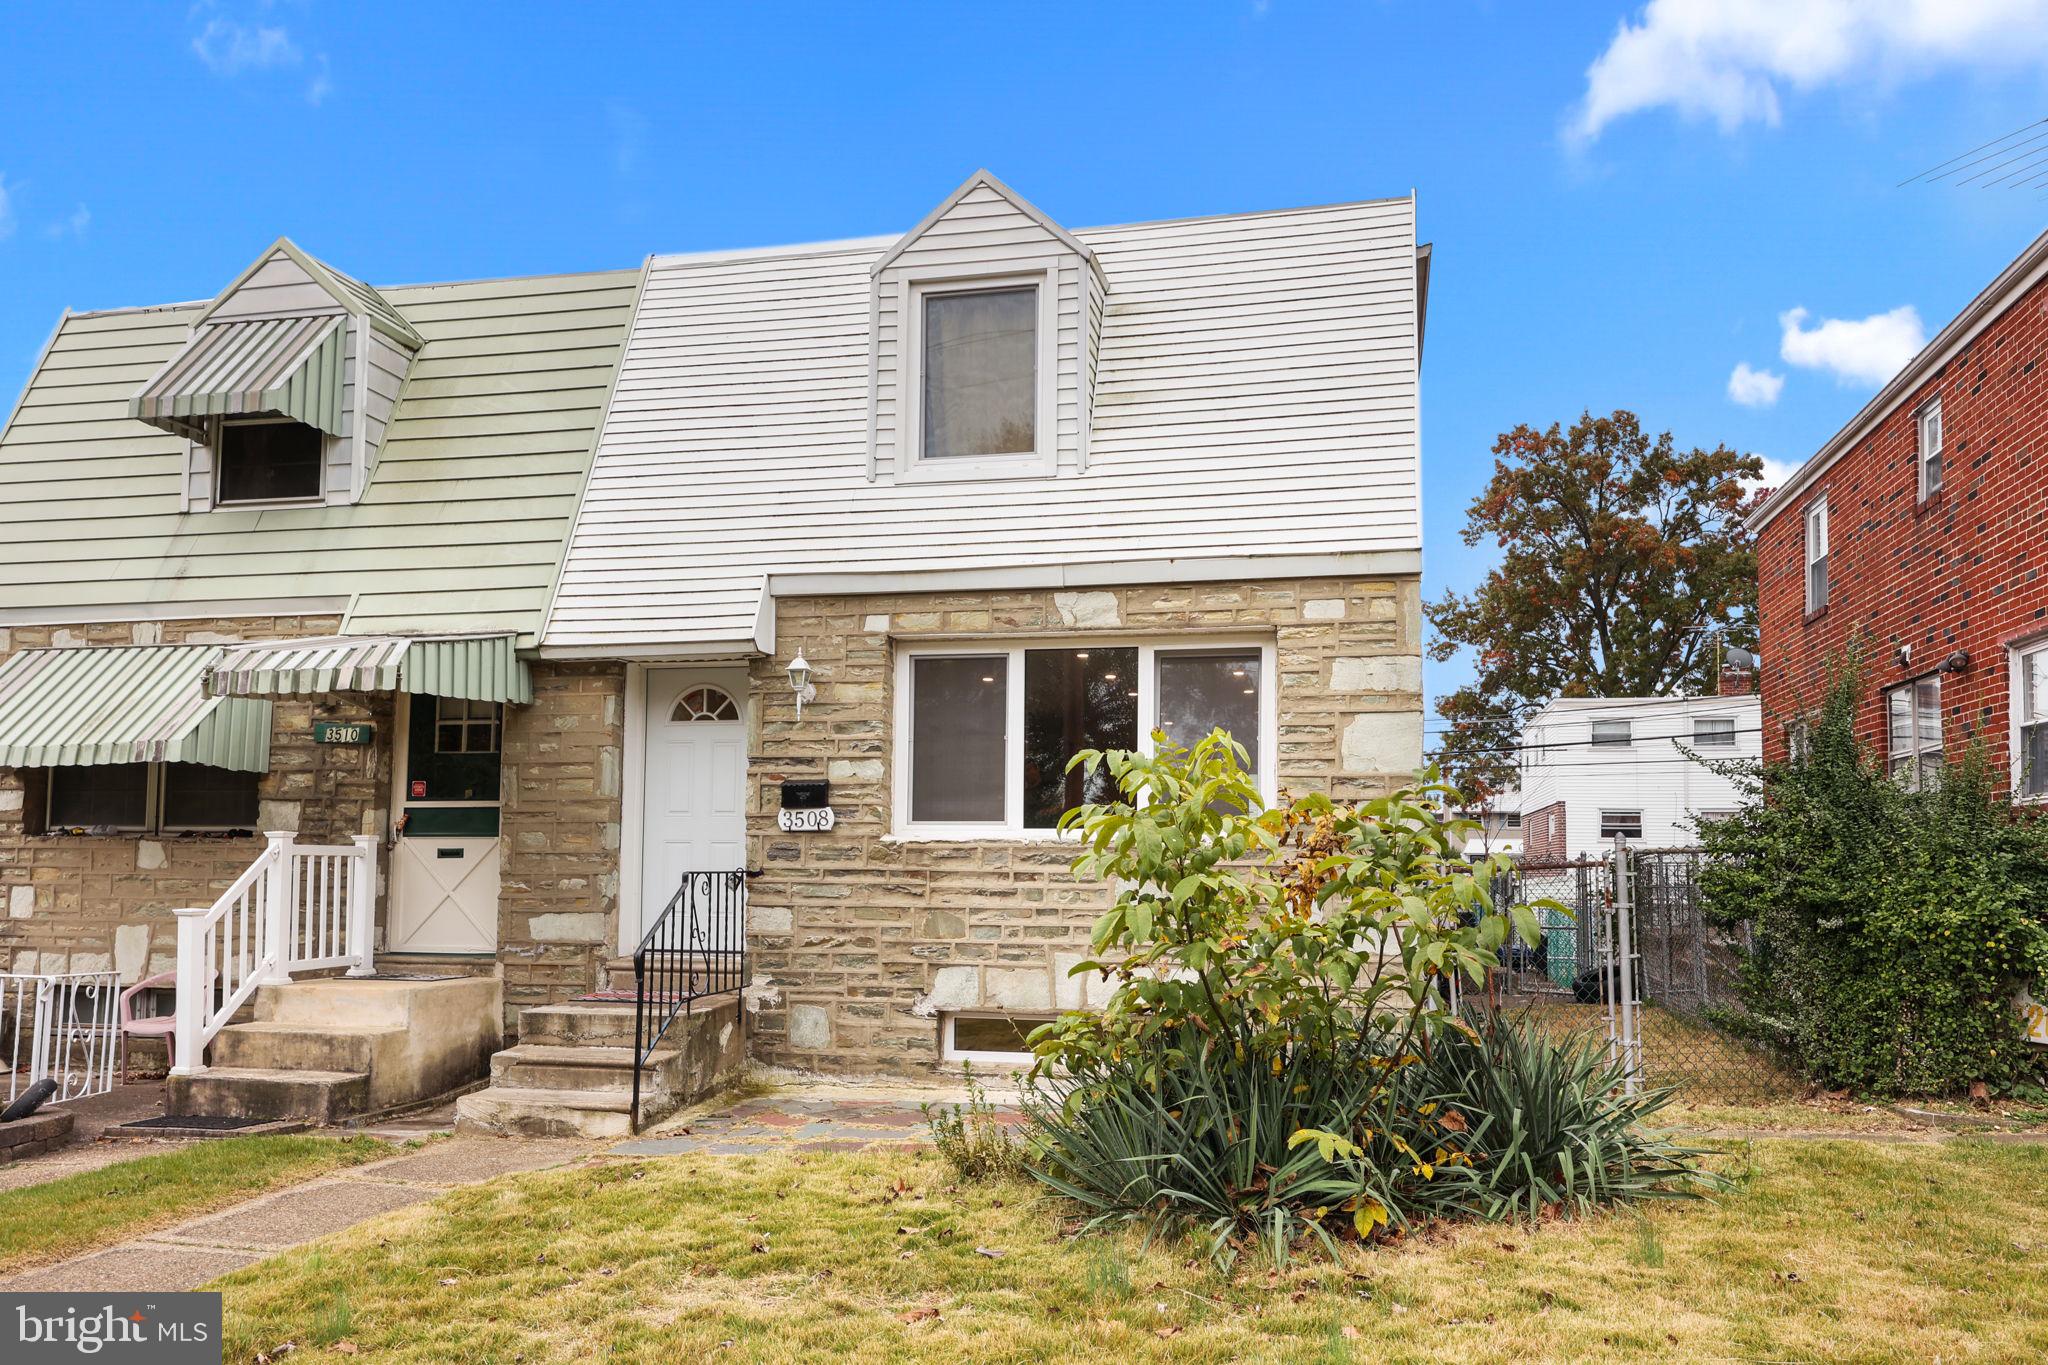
[639,670,747,947]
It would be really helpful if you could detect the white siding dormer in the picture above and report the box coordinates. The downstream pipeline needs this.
[869,171,1106,483]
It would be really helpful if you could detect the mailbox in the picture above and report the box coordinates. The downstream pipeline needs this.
[780,780,829,809]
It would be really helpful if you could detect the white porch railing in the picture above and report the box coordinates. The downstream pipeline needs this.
[3,970,119,1107]
[170,831,378,1077]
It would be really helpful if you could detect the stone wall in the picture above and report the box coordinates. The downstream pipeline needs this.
[0,615,390,984]
[498,661,626,1023]
[742,574,1425,1076]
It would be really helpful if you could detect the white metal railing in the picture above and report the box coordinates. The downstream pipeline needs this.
[170,831,378,1077]
[3,970,119,1106]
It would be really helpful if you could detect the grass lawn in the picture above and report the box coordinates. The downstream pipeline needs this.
[213,1137,2048,1363]
[0,1134,392,1275]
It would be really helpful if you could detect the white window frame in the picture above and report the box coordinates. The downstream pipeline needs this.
[891,635,1279,840]
[1693,715,1737,747]
[211,414,330,510]
[1916,397,1943,502]
[939,1011,1054,1065]
[1886,676,1944,791]
[1785,719,1812,763]
[1597,809,1643,840]
[1805,496,1830,613]
[2012,637,2048,802]
[1589,719,1632,747]
[896,264,1060,483]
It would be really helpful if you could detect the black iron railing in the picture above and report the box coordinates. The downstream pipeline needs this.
[630,869,751,1132]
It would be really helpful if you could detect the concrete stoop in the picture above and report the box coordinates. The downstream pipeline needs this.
[166,976,503,1124]
[456,996,746,1139]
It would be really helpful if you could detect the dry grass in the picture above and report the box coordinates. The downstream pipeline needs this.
[0,1134,393,1274]
[1501,1000,1804,1104]
[212,1137,2048,1363]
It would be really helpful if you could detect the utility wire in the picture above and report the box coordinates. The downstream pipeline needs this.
[1899,116,2048,185]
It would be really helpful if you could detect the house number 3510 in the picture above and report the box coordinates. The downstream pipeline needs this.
[777,807,835,832]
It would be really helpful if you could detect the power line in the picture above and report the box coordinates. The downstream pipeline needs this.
[1439,725,1767,759]
[1899,115,2048,186]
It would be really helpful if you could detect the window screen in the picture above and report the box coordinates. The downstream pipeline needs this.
[216,419,323,503]
[909,656,1008,823]
[921,286,1036,460]
[47,764,150,830]
[162,763,260,830]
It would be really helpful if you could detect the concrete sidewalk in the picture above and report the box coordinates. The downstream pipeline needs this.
[0,1137,596,1293]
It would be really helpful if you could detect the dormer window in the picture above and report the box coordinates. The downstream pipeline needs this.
[216,417,325,504]
[921,284,1038,461]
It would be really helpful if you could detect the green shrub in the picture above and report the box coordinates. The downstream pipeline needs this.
[922,1065,1027,1182]
[1697,658,2048,1096]
[1022,730,1708,1267]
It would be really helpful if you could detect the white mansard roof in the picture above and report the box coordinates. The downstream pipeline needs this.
[542,176,1425,654]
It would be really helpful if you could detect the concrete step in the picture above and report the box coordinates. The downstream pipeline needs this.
[516,1002,639,1048]
[209,1021,404,1074]
[166,1067,370,1124]
[489,1044,674,1093]
[454,1086,635,1139]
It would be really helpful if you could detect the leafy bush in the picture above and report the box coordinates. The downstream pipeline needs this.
[922,1065,1027,1182]
[1023,731,1711,1267]
[1697,659,2048,1096]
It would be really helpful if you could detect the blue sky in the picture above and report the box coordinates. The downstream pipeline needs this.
[4,2,2046,734]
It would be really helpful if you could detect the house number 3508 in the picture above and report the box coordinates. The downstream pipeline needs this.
[777,807,835,832]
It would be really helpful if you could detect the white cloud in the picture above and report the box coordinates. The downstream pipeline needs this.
[1727,361,1785,407]
[191,16,300,75]
[44,204,89,240]
[1743,453,1802,494]
[1570,0,2048,142]
[306,55,333,106]
[1779,304,1927,386]
[0,174,13,242]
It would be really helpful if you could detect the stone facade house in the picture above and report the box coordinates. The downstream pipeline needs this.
[1749,225,2048,800]
[535,172,1430,1079]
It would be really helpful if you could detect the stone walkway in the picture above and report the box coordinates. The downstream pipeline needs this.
[612,1093,1021,1156]
[0,1137,597,1293]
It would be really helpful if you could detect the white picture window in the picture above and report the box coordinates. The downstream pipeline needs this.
[1916,397,1943,502]
[1693,715,1737,747]
[896,640,1275,836]
[902,271,1057,479]
[1805,496,1830,613]
[941,1012,1053,1064]
[2015,641,2048,799]
[1886,676,1944,791]
[1589,719,1632,747]
[1598,810,1643,840]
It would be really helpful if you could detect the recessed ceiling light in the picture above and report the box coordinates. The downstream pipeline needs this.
[1075,651,1090,659]
[1103,672,1117,681]
[981,676,995,683]
[1243,688,1255,695]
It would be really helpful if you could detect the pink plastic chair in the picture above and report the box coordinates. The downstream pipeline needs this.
[118,971,179,1081]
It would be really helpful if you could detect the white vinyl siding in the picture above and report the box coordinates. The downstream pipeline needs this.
[1886,677,1944,790]
[1805,496,1830,613]
[545,195,1423,650]
[0,270,637,644]
[1916,397,1943,501]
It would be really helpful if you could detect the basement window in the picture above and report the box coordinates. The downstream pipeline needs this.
[941,1012,1054,1064]
[216,417,324,505]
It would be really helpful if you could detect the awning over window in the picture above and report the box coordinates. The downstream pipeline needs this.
[0,646,273,772]
[129,315,348,442]
[204,634,532,705]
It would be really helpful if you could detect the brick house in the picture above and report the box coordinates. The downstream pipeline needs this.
[1749,226,2048,799]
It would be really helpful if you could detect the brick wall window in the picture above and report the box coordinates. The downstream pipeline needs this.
[1916,397,1943,502]
[1804,495,1830,613]
[2016,640,2048,800]
[1886,676,1944,791]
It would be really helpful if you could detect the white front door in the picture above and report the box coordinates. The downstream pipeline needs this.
[639,670,748,943]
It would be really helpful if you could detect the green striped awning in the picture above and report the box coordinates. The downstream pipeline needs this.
[129,314,348,442]
[204,634,532,705]
[0,646,272,771]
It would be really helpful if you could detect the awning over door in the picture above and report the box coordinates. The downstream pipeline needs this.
[204,634,532,705]
[129,314,348,442]
[0,646,273,771]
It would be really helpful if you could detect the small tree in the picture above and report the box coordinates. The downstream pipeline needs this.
[1697,661,2048,1095]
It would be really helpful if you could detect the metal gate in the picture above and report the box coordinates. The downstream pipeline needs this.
[3,969,120,1107]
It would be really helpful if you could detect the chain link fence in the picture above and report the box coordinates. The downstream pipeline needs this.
[1468,848,1797,1105]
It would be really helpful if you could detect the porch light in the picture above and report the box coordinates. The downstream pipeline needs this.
[788,651,816,719]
